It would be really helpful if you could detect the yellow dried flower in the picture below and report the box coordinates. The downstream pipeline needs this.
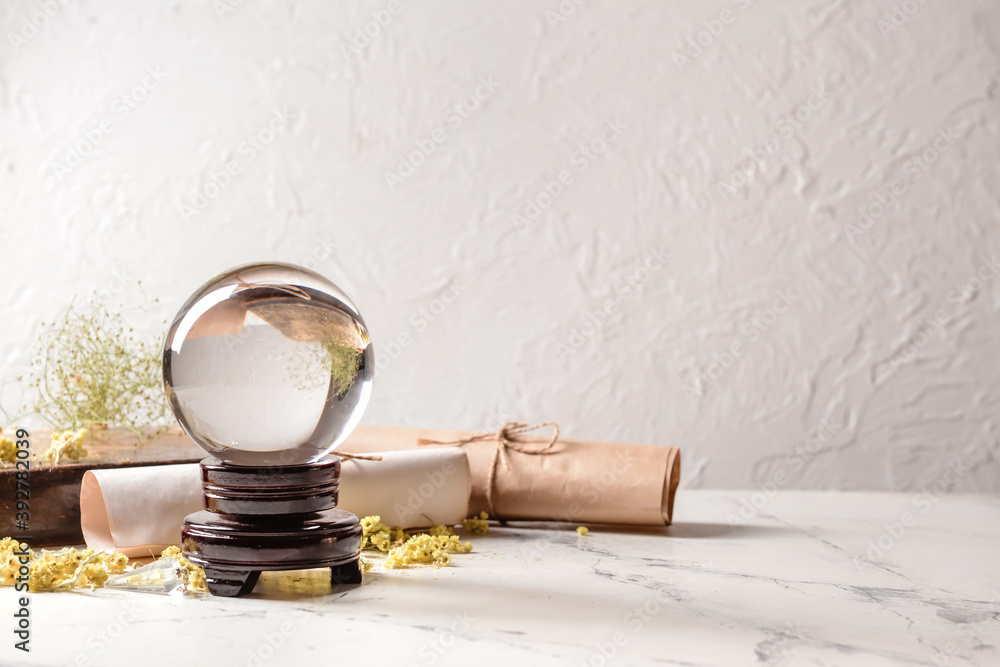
[428,524,455,537]
[25,546,108,592]
[0,537,29,554]
[42,429,89,466]
[0,539,211,593]
[106,552,129,574]
[161,546,208,592]
[463,512,490,536]
[360,515,409,552]
[359,515,385,534]
[0,438,17,464]
[576,526,589,536]
[189,568,207,592]
[80,563,109,587]
[0,538,30,585]
[30,563,55,592]
[359,517,476,570]
[383,533,473,569]
[370,532,392,552]
[1,542,119,593]
[360,557,374,574]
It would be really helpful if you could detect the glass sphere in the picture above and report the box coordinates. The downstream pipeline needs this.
[163,262,373,466]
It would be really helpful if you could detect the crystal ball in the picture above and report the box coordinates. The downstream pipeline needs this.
[162,262,373,466]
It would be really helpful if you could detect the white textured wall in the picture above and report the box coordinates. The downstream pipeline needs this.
[2,0,999,492]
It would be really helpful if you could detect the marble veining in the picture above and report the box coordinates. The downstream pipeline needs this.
[3,491,997,666]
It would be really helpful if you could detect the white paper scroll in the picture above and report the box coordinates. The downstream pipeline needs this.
[80,448,470,557]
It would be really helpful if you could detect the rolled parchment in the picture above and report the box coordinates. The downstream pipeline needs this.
[81,464,202,557]
[80,447,470,556]
[341,425,681,526]
[338,449,470,527]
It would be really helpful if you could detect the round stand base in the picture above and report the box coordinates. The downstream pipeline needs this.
[182,508,363,596]
[180,456,362,597]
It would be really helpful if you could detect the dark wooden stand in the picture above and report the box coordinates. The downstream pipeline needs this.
[181,456,362,597]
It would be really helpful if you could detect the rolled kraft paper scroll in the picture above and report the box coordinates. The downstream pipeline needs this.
[80,448,471,557]
[340,425,681,526]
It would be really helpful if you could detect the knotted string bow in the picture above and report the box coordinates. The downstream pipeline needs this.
[417,421,560,519]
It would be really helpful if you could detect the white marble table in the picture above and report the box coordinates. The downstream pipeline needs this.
[3,491,998,667]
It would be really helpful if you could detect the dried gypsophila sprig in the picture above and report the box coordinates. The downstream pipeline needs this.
[9,298,170,440]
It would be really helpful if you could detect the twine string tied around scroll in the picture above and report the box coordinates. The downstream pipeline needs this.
[417,421,560,520]
[335,452,383,462]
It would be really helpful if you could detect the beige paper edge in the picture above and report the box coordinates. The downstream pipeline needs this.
[336,448,470,527]
[79,448,471,554]
[80,471,115,552]
[80,464,203,558]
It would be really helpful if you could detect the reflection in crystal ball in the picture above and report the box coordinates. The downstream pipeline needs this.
[162,262,373,466]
